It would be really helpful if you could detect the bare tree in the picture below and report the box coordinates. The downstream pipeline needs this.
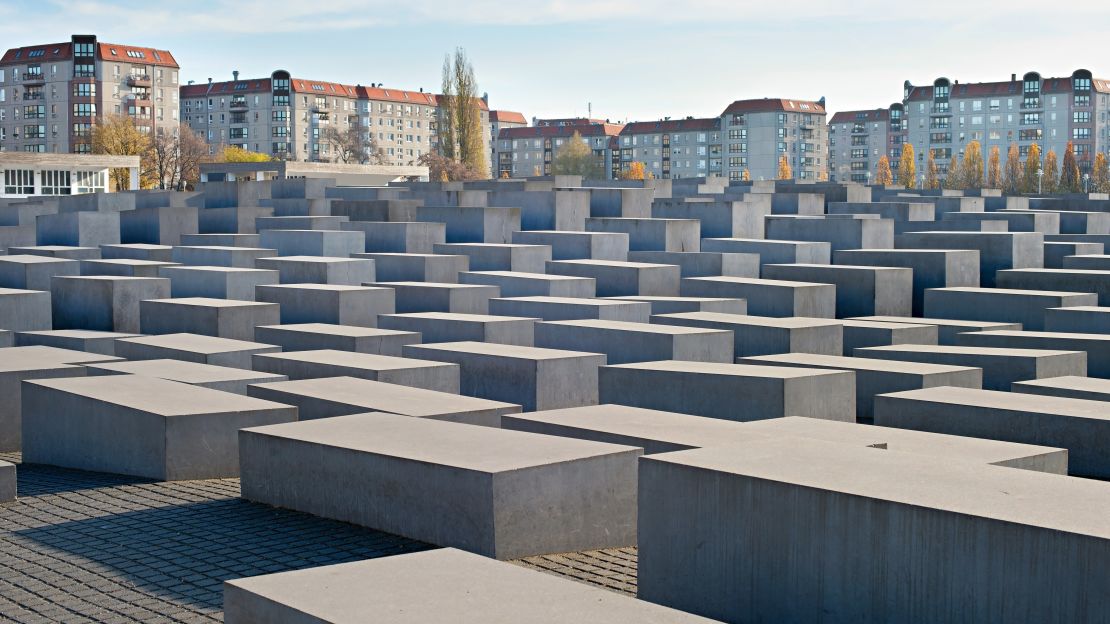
[149,127,209,190]
[322,118,385,165]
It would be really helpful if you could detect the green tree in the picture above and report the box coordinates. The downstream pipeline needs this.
[438,48,487,178]
[897,143,916,188]
[987,145,1002,189]
[1042,149,1059,193]
[1060,141,1082,193]
[874,155,893,185]
[925,150,940,190]
[1021,143,1042,193]
[962,141,984,189]
[552,131,602,178]
[1003,143,1022,194]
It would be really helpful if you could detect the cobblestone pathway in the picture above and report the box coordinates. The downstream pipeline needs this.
[0,454,637,622]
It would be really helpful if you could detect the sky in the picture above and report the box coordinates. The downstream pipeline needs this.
[3,0,1109,123]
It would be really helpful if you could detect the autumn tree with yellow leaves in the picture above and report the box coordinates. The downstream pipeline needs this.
[874,156,893,185]
[1042,149,1059,193]
[1060,141,1082,193]
[777,155,792,180]
[1021,143,1042,193]
[1003,143,1023,194]
[925,150,940,190]
[962,141,984,190]
[1092,152,1109,193]
[897,143,916,188]
[987,145,1002,189]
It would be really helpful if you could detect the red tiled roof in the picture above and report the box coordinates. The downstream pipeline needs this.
[620,118,719,134]
[179,74,488,110]
[721,98,826,116]
[1,41,178,68]
[180,78,271,98]
[498,123,624,140]
[829,109,890,124]
[490,110,527,124]
[535,118,607,127]
[906,75,1110,101]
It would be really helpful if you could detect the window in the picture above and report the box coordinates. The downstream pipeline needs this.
[1021,113,1040,125]
[74,170,106,194]
[74,64,94,78]
[1074,94,1091,107]
[1074,77,1092,91]
[851,149,868,159]
[728,156,747,168]
[24,105,44,119]
[1074,128,1091,140]
[728,129,746,140]
[72,82,96,98]
[273,95,289,107]
[1075,111,1091,124]
[72,122,92,137]
[41,170,71,195]
[3,169,34,194]
[23,124,45,138]
[73,43,94,56]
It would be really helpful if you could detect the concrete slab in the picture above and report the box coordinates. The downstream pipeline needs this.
[258,229,364,257]
[0,287,51,331]
[431,243,551,274]
[223,549,716,624]
[458,270,595,298]
[139,297,280,341]
[651,311,842,357]
[839,319,938,355]
[85,359,287,395]
[637,435,1110,623]
[255,256,376,286]
[114,333,280,370]
[604,296,747,316]
[253,323,420,356]
[511,230,629,261]
[923,286,1097,331]
[895,231,1043,287]
[1044,306,1110,333]
[585,217,700,252]
[534,319,733,364]
[627,250,760,279]
[546,259,681,296]
[51,276,170,333]
[255,284,394,328]
[681,276,836,318]
[22,375,296,480]
[762,263,912,318]
[489,296,651,322]
[14,329,140,356]
[79,258,177,278]
[378,312,537,346]
[956,329,1110,378]
[159,265,279,301]
[739,352,981,422]
[849,315,1022,345]
[1012,376,1110,402]
[402,341,606,411]
[875,386,1110,478]
[996,268,1110,306]
[598,360,855,422]
[369,281,498,314]
[252,349,458,392]
[171,246,277,268]
[0,255,79,291]
[238,412,640,559]
[247,376,519,426]
[855,343,1086,390]
[0,460,13,503]
[8,245,101,260]
[353,253,467,283]
[700,238,831,265]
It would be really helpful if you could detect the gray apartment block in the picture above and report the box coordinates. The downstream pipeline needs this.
[0,35,180,155]
[181,70,493,165]
[828,105,906,184]
[493,119,624,179]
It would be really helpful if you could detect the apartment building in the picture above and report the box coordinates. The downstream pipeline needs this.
[827,105,906,183]
[181,70,491,165]
[493,120,624,178]
[902,69,1110,177]
[719,98,828,181]
[488,110,526,176]
[617,118,721,179]
[0,34,180,155]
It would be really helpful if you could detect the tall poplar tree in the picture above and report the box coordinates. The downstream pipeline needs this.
[987,145,1002,189]
[1021,143,1042,194]
[962,141,984,190]
[874,155,893,185]
[1003,143,1022,194]
[1060,141,1081,193]
[897,143,916,188]
[925,150,940,190]
[1042,149,1059,193]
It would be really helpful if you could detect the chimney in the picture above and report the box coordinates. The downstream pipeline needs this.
[233,70,239,81]
[1012,73,1017,82]
[187,80,194,85]
[419,87,423,92]
[207,77,212,84]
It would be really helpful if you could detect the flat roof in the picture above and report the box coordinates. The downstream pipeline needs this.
[0,153,139,169]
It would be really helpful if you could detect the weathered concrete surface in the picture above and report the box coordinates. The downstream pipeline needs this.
[534,319,734,364]
[85,358,287,395]
[238,412,641,559]
[252,349,459,393]
[254,323,420,356]
[378,312,538,346]
[22,375,296,480]
[855,343,1087,390]
[651,311,843,357]
[114,333,280,370]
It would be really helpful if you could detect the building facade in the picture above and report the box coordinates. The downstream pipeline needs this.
[181,70,491,166]
[488,110,526,177]
[828,105,906,183]
[0,34,180,155]
[719,98,828,182]
[493,120,624,179]
[617,118,721,179]
[901,70,1110,178]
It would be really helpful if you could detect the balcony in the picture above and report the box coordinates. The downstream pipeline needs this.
[230,100,249,111]
[128,74,152,87]
[22,73,45,85]
[23,92,44,101]
[130,97,153,108]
